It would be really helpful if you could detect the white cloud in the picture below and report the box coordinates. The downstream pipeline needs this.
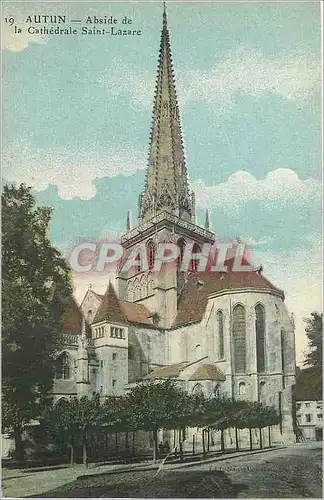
[254,239,322,365]
[2,139,146,200]
[1,6,48,52]
[192,168,321,211]
[99,48,320,111]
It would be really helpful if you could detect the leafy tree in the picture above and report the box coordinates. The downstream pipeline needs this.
[304,312,323,371]
[42,395,104,467]
[124,379,193,463]
[2,183,73,460]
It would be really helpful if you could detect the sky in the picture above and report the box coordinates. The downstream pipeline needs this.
[2,0,322,364]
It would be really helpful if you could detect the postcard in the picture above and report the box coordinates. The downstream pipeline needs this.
[1,1,322,498]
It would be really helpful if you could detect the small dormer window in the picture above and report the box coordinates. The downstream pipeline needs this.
[110,326,125,339]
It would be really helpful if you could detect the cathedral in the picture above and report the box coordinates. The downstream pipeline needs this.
[53,6,296,445]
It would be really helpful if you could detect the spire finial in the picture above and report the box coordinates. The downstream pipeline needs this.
[205,209,210,230]
[126,210,132,231]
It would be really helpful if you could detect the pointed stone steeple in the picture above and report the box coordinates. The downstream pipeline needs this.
[139,3,194,224]
[93,281,128,325]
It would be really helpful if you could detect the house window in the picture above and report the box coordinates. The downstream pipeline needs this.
[305,414,312,423]
[296,414,301,419]
[110,327,125,339]
[100,386,103,394]
[317,402,322,409]
[305,403,310,408]
[112,380,116,387]
[296,403,301,411]
[100,360,104,368]
[112,353,117,360]
[317,414,322,420]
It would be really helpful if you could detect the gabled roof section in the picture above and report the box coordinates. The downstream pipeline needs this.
[145,361,189,380]
[174,257,283,328]
[119,301,154,326]
[93,282,129,326]
[61,296,84,335]
[189,364,226,382]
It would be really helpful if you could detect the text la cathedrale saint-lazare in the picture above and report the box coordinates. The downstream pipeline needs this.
[23,15,142,36]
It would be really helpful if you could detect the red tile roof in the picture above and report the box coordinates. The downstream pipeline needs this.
[174,258,282,327]
[93,282,129,325]
[61,296,84,334]
[120,301,153,326]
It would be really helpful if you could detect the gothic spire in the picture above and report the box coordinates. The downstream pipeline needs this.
[139,3,195,224]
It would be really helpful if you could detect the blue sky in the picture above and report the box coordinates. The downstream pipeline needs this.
[2,1,322,363]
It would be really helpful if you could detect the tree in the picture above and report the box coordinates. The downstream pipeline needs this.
[124,379,193,463]
[42,395,104,467]
[2,183,73,460]
[304,312,323,371]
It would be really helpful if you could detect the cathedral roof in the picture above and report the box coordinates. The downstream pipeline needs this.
[60,296,84,335]
[174,258,283,328]
[189,364,226,382]
[120,301,154,326]
[93,282,129,326]
[145,361,189,380]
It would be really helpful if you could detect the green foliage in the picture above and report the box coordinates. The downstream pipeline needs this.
[304,311,323,371]
[237,402,280,430]
[123,379,193,431]
[2,183,73,442]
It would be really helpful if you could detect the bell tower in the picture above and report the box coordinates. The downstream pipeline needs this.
[117,4,214,328]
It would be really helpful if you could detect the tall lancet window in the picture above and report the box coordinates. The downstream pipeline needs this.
[233,304,246,373]
[147,241,155,270]
[177,238,186,270]
[55,352,71,380]
[217,310,224,359]
[190,243,201,272]
[255,304,266,372]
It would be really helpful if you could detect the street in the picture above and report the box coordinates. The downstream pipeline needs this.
[8,442,320,498]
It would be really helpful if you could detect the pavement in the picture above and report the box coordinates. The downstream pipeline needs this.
[0,443,319,498]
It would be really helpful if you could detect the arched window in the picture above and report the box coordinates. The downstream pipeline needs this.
[194,344,202,359]
[133,278,140,301]
[192,383,204,397]
[147,241,155,270]
[238,382,246,396]
[190,243,201,272]
[55,398,69,410]
[281,328,285,387]
[87,309,93,324]
[55,352,71,380]
[147,272,154,296]
[140,275,146,298]
[255,304,266,372]
[217,310,224,359]
[259,381,266,399]
[134,247,142,273]
[177,238,186,270]
[233,304,246,373]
